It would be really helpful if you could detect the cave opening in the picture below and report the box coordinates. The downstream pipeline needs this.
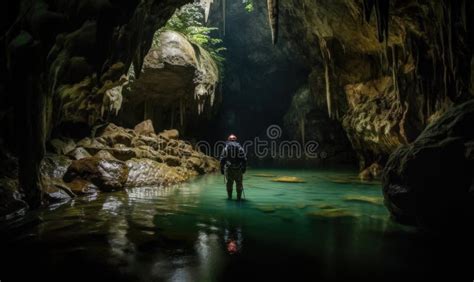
[1,0,474,281]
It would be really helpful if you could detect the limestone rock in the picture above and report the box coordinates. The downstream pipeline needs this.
[67,147,92,160]
[160,129,180,140]
[164,155,182,167]
[49,139,76,155]
[94,150,118,161]
[383,100,474,227]
[359,163,383,181]
[125,158,186,187]
[98,123,134,146]
[134,120,155,136]
[63,157,129,192]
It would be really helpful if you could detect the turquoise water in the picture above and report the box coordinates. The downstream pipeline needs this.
[0,169,470,281]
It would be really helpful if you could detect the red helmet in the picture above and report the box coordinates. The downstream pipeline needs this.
[227,134,237,141]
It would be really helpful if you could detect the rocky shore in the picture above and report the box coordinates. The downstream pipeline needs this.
[0,120,218,220]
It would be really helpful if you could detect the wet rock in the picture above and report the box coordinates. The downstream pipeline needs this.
[65,179,99,195]
[125,158,186,187]
[132,135,166,151]
[160,129,179,140]
[108,147,137,161]
[253,173,277,178]
[186,157,205,174]
[40,154,73,180]
[94,150,118,161]
[164,155,182,167]
[0,177,28,220]
[78,137,107,153]
[134,120,155,136]
[100,125,134,147]
[307,209,358,220]
[344,195,383,206]
[271,176,306,183]
[49,138,76,155]
[383,100,474,227]
[133,146,163,161]
[359,163,383,180]
[257,206,277,213]
[67,147,92,160]
[63,157,129,192]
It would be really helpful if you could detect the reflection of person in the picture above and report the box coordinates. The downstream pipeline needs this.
[220,134,247,200]
[224,226,243,255]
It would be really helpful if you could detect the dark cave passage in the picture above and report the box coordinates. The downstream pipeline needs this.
[1,0,474,281]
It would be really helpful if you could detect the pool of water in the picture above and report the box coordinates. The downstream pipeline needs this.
[0,169,472,281]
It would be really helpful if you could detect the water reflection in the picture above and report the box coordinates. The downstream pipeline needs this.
[224,226,243,255]
[2,169,465,281]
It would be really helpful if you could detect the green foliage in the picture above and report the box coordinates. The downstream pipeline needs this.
[244,0,254,13]
[157,3,226,69]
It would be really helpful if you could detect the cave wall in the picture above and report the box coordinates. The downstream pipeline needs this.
[0,0,190,207]
[278,0,474,169]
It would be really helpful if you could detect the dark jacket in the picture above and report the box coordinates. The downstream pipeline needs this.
[220,141,247,174]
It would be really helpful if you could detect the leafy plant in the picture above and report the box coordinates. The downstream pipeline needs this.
[243,0,254,13]
[156,3,226,69]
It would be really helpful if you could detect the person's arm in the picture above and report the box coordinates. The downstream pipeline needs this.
[220,146,227,174]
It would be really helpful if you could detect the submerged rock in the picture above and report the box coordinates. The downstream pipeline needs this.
[383,100,474,227]
[271,176,306,183]
[343,195,383,206]
[307,209,358,220]
[252,173,277,178]
[63,157,129,192]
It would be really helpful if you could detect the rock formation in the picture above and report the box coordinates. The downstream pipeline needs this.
[116,30,219,133]
[383,99,474,228]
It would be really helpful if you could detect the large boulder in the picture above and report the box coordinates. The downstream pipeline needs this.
[63,157,129,192]
[125,158,186,187]
[134,120,155,136]
[97,123,134,147]
[382,100,474,227]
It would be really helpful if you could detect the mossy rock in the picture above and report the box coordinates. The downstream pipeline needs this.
[271,176,306,183]
[343,195,384,206]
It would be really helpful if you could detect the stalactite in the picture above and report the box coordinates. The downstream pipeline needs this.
[362,0,390,43]
[201,0,213,22]
[319,38,333,118]
[179,98,184,127]
[222,0,226,36]
[50,65,61,97]
[324,61,332,118]
[391,45,399,98]
[267,0,279,44]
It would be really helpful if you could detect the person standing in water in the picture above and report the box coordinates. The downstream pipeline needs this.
[220,134,247,200]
